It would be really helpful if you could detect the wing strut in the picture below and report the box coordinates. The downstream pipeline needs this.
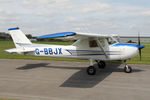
[96,39,108,58]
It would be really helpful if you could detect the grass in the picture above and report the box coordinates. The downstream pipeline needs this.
[0,40,150,64]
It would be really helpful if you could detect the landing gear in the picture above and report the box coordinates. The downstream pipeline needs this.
[87,66,96,75]
[124,65,132,73]
[86,59,106,75]
[124,60,132,73]
[87,59,96,75]
[96,60,106,69]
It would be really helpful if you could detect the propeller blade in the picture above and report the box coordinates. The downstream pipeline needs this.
[138,33,142,61]
[138,33,141,45]
[139,48,141,61]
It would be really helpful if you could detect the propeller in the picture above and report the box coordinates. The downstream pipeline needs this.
[138,33,142,61]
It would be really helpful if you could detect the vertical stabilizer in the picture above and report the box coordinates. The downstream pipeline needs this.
[8,27,32,48]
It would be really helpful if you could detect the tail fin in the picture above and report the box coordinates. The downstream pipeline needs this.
[8,27,32,48]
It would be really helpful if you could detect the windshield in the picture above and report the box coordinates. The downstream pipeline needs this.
[107,37,118,45]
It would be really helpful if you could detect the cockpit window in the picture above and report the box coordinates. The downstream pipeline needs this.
[89,40,98,47]
[107,38,117,45]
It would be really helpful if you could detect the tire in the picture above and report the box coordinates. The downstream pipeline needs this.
[98,61,106,69]
[87,66,96,75]
[124,65,132,73]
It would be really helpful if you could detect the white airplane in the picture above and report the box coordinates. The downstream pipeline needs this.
[5,27,144,75]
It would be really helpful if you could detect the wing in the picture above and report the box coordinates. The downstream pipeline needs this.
[37,32,118,39]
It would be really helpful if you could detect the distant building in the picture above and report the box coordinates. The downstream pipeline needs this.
[119,36,150,43]
[0,32,37,41]
[0,32,11,40]
[30,39,37,41]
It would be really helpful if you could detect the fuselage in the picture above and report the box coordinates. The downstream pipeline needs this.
[22,43,144,61]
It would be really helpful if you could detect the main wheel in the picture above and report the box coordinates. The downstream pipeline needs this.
[124,65,132,73]
[98,61,106,69]
[87,66,96,75]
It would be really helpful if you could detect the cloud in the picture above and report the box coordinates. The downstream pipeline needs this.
[80,2,111,13]
[66,17,78,22]
[0,8,3,12]
[0,0,150,36]
[141,10,150,17]
[20,0,76,17]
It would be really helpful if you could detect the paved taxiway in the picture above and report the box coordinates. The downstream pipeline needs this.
[0,59,150,100]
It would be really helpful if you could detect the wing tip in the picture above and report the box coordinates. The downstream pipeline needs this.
[8,27,20,31]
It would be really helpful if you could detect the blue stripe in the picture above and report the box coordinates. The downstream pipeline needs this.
[8,27,19,31]
[66,49,72,55]
[77,54,120,56]
[65,49,120,56]
[66,49,119,52]
[112,43,138,47]
[112,43,144,49]
[37,32,76,39]
[66,54,120,56]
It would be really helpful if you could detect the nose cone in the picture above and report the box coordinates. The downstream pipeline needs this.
[112,43,144,60]
[125,46,139,59]
[112,43,144,49]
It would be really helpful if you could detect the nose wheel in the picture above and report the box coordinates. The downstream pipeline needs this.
[124,60,132,73]
[124,65,132,73]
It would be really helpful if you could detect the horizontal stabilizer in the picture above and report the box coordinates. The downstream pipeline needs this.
[37,32,76,39]
[5,48,35,54]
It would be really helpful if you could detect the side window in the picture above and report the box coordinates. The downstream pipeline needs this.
[89,40,98,47]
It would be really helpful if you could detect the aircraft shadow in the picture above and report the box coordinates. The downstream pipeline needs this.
[17,62,144,88]
[60,63,144,88]
[17,63,50,70]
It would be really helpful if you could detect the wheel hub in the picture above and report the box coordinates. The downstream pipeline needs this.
[126,67,130,72]
[89,69,94,73]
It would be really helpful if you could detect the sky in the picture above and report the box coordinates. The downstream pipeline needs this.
[0,0,150,36]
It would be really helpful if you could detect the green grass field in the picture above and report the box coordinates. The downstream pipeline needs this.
[0,40,150,64]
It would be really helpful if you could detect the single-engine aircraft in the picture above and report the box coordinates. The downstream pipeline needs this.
[5,27,144,75]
